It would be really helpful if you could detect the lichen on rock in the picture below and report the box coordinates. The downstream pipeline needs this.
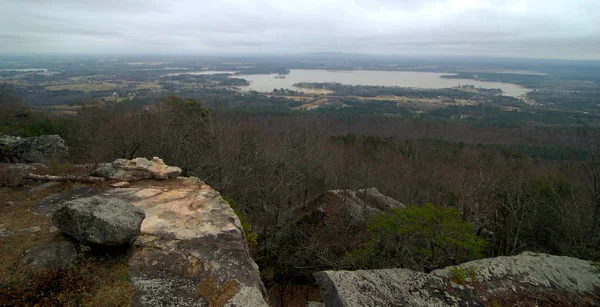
[52,196,145,246]
[314,252,600,306]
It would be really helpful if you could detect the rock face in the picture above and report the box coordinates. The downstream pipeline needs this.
[326,188,404,222]
[21,241,78,270]
[52,196,145,246]
[0,135,69,165]
[270,188,403,276]
[314,252,600,306]
[111,177,267,306]
[32,176,268,306]
[0,163,36,186]
[93,157,182,182]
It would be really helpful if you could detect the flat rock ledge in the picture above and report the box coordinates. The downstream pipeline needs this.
[93,157,182,182]
[314,252,600,307]
[118,177,267,306]
[32,176,267,306]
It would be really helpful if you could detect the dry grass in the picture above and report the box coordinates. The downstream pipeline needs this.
[33,162,96,177]
[295,98,329,110]
[46,83,123,92]
[0,186,65,275]
[135,82,162,90]
[0,183,133,306]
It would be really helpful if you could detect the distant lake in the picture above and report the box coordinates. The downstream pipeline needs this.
[238,69,530,97]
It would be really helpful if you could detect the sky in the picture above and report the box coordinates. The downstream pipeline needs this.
[1,0,599,60]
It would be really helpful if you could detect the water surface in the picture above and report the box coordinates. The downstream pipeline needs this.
[238,69,530,97]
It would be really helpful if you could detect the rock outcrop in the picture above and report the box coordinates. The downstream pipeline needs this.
[0,134,69,165]
[32,174,267,306]
[269,188,403,276]
[92,157,182,182]
[314,252,600,306]
[21,241,78,270]
[0,163,36,186]
[113,177,267,306]
[325,188,404,222]
[52,196,146,246]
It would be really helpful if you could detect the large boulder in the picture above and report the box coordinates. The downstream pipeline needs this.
[92,157,181,182]
[108,177,267,306]
[0,135,21,148]
[314,252,600,306]
[52,196,145,246]
[21,241,78,270]
[269,188,404,277]
[326,188,404,222]
[32,176,268,305]
[0,134,69,165]
[0,163,35,186]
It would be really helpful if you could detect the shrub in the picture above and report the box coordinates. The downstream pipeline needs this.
[224,196,259,250]
[450,266,467,284]
[347,204,487,272]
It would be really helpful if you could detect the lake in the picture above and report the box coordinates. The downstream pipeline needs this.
[237,69,530,97]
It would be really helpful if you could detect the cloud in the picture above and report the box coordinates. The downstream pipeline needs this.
[0,0,598,59]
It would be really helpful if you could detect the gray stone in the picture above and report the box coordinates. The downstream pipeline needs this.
[77,243,92,253]
[21,241,78,270]
[7,201,16,206]
[327,187,405,222]
[270,188,404,277]
[49,226,58,233]
[0,135,69,165]
[0,163,36,187]
[93,157,181,182]
[314,252,600,306]
[19,226,41,233]
[33,186,104,217]
[29,174,267,305]
[0,228,12,237]
[0,135,21,148]
[52,196,145,246]
[101,177,267,306]
[30,181,61,193]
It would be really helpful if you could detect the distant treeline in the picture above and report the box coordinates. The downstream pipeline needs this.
[442,71,600,92]
[159,73,249,86]
[441,72,550,89]
[293,82,477,99]
[527,90,600,112]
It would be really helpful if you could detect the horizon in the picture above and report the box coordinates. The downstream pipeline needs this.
[1,0,598,61]
[1,52,600,63]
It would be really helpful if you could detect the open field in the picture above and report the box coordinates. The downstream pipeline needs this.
[362,95,475,106]
[45,81,162,92]
[46,82,124,92]
[135,81,162,90]
[295,98,329,110]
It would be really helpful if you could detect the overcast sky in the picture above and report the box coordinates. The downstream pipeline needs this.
[1,0,598,59]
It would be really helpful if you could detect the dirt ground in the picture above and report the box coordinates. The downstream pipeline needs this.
[0,182,133,306]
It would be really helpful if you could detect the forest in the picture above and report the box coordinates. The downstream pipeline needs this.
[2,83,600,287]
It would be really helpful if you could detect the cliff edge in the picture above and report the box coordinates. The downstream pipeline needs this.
[3,156,267,306]
[314,252,600,306]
